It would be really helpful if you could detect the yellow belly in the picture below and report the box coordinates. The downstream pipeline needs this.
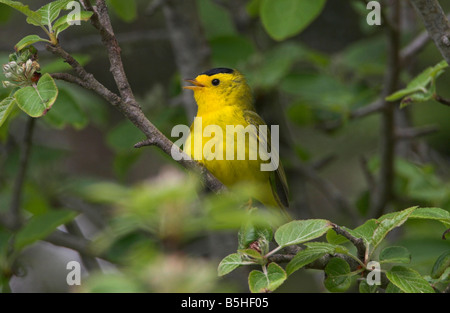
[184,107,277,207]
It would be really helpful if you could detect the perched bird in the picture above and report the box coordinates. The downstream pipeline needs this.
[183,68,289,216]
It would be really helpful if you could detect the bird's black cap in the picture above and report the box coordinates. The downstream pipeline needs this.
[201,68,234,76]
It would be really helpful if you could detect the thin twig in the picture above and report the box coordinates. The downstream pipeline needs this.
[45,229,97,257]
[400,30,429,65]
[395,125,439,140]
[331,224,366,262]
[434,94,450,107]
[65,220,101,272]
[9,117,35,230]
[319,98,384,132]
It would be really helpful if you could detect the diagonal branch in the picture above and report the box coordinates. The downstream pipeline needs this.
[410,0,450,65]
[80,0,136,105]
[47,41,224,194]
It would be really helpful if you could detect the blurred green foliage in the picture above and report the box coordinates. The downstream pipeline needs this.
[0,0,449,293]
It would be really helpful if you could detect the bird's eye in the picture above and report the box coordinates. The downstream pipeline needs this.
[211,79,220,86]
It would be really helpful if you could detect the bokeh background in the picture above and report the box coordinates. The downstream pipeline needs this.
[0,0,449,292]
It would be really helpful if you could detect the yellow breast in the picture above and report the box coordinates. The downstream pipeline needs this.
[184,106,269,187]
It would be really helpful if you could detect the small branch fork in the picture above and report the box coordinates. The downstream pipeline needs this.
[49,0,225,194]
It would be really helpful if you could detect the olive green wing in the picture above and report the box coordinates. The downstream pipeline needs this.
[243,110,290,210]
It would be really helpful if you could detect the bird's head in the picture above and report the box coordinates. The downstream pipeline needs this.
[183,68,253,114]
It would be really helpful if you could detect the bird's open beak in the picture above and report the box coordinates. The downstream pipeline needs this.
[183,79,205,90]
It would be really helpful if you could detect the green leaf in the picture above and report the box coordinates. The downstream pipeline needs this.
[197,0,235,39]
[385,282,403,293]
[409,207,450,228]
[324,257,352,292]
[386,266,434,293]
[15,209,78,250]
[249,43,306,89]
[53,11,93,37]
[370,207,417,256]
[14,73,59,117]
[431,250,450,279]
[0,96,16,127]
[44,88,87,129]
[274,219,332,248]
[286,242,336,276]
[386,60,448,102]
[359,280,378,293]
[218,253,245,276]
[15,34,49,51]
[260,0,326,41]
[108,0,137,22]
[36,0,72,28]
[275,219,332,248]
[248,263,286,293]
[380,246,411,264]
[0,0,42,26]
[238,249,263,261]
[238,220,273,249]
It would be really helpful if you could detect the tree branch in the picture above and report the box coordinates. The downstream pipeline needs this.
[410,0,450,65]
[434,94,450,106]
[331,224,366,261]
[368,0,401,218]
[48,12,225,194]
[80,0,136,106]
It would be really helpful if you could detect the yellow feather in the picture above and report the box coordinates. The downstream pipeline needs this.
[183,68,289,217]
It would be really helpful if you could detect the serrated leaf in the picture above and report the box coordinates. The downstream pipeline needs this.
[238,249,263,261]
[431,250,450,279]
[0,96,16,127]
[409,207,450,228]
[0,0,42,26]
[14,73,58,117]
[385,282,403,293]
[380,246,411,264]
[350,219,378,244]
[370,207,417,256]
[326,228,349,245]
[36,0,72,28]
[14,209,78,250]
[15,34,49,51]
[386,266,434,293]
[260,0,326,41]
[286,242,336,276]
[218,253,244,276]
[53,11,93,37]
[248,263,286,293]
[324,257,352,292]
[274,219,332,248]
